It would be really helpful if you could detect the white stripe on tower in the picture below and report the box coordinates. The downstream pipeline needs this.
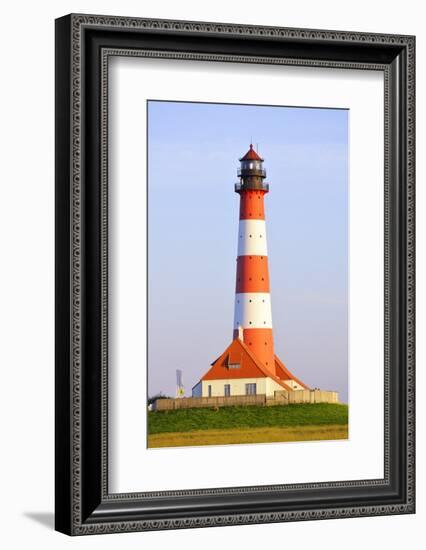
[233,293,273,329]
[237,220,268,256]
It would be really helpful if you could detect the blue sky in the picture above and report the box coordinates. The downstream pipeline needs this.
[148,101,349,402]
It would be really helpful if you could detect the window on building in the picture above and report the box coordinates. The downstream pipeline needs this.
[228,363,240,369]
[208,385,212,397]
[224,384,231,397]
[245,383,257,395]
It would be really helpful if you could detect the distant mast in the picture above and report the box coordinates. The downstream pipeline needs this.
[176,369,185,398]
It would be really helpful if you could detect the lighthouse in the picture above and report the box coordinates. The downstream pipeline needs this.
[233,144,275,373]
[192,145,308,398]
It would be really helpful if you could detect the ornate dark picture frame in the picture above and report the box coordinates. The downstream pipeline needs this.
[55,14,415,535]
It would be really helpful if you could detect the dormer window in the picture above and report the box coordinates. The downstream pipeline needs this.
[228,363,240,369]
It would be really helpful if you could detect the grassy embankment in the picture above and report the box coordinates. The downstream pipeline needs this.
[148,403,348,448]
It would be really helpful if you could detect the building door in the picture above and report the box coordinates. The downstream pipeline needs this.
[245,383,257,395]
[208,385,212,397]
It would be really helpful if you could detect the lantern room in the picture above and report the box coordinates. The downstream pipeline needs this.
[236,144,268,192]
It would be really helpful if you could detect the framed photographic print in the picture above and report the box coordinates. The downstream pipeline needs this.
[55,14,415,535]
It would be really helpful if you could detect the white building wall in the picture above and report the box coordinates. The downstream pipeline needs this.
[283,379,305,390]
[193,377,303,397]
[201,377,285,397]
[265,377,290,395]
[202,378,267,397]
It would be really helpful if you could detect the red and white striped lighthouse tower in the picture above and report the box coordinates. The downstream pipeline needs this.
[233,144,276,374]
[192,145,308,398]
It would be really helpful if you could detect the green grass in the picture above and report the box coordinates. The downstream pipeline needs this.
[148,403,348,435]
